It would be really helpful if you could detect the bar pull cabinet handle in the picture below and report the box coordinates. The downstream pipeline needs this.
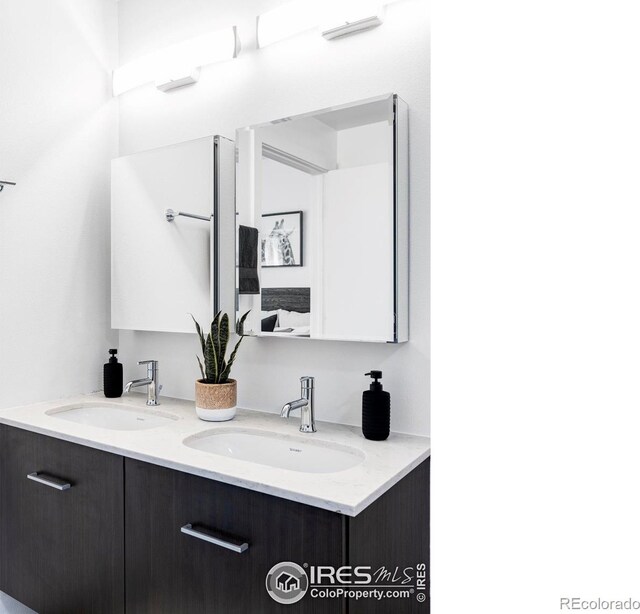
[27,472,71,491]
[180,523,249,553]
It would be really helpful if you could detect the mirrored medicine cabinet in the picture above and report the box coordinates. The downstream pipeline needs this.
[111,136,235,333]
[110,94,408,343]
[235,93,409,343]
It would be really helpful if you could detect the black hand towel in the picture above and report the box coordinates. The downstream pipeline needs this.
[238,225,260,295]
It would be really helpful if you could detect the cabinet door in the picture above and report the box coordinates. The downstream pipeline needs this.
[125,458,344,614]
[0,425,124,614]
[348,459,430,614]
[111,137,215,333]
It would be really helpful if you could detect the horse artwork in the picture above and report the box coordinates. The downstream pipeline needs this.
[261,211,303,267]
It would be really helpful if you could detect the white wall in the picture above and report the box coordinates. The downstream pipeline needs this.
[261,159,314,289]
[337,121,391,168]
[0,0,117,408]
[116,0,429,436]
[322,163,393,341]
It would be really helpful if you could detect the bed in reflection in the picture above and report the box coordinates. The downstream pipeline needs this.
[261,287,310,337]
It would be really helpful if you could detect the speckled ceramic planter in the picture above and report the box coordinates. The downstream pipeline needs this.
[195,379,237,421]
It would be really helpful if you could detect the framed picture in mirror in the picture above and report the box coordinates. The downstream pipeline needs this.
[261,211,303,267]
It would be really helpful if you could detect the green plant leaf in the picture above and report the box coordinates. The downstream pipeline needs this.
[220,361,229,384]
[204,333,219,383]
[236,310,251,337]
[192,311,249,383]
[190,314,206,357]
[211,311,222,375]
[196,355,205,380]
[219,310,250,381]
[218,313,230,370]
[220,336,244,382]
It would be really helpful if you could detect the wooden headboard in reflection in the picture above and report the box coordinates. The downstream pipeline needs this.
[261,287,310,313]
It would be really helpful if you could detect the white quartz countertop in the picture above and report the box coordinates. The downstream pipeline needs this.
[0,393,430,516]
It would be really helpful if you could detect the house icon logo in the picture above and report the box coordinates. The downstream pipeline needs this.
[266,562,308,604]
[275,571,300,593]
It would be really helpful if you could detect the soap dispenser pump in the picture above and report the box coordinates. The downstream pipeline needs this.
[103,349,123,398]
[362,370,390,441]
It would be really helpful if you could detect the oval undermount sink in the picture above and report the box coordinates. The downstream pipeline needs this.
[46,403,179,431]
[183,428,365,473]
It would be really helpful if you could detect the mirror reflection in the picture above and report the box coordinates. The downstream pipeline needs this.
[236,94,407,343]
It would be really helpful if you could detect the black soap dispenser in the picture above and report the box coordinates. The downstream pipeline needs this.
[103,349,123,398]
[362,371,390,441]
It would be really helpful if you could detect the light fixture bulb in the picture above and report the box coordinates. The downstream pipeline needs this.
[113,27,238,96]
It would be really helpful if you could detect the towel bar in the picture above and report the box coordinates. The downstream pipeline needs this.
[165,208,211,223]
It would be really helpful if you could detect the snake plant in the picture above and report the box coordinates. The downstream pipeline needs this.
[191,311,250,384]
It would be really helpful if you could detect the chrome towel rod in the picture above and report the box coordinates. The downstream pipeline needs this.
[165,208,212,223]
[0,180,16,193]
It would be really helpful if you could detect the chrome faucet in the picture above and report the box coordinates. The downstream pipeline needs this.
[281,376,316,433]
[125,360,161,406]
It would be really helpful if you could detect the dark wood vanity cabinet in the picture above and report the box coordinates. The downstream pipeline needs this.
[125,458,429,614]
[0,425,125,614]
[0,424,429,614]
[124,459,345,614]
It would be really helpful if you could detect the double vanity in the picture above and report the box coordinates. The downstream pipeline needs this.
[0,394,430,614]
[0,93,426,613]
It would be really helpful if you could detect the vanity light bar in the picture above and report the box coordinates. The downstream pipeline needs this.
[321,14,384,41]
[257,0,391,48]
[113,26,239,96]
[156,68,201,93]
[320,1,384,40]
